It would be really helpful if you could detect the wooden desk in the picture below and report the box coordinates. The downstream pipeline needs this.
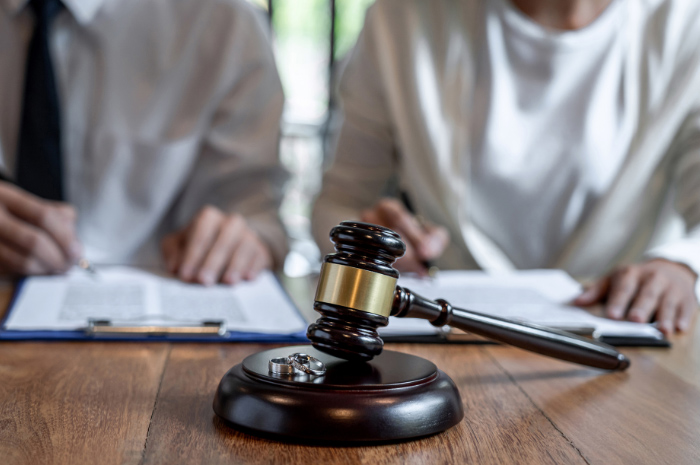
[1,286,699,465]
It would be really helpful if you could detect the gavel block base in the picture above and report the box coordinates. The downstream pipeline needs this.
[213,345,464,443]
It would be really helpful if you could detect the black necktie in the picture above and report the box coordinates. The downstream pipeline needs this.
[15,0,64,201]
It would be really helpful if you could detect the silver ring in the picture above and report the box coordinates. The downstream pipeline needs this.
[268,357,295,374]
[288,353,326,376]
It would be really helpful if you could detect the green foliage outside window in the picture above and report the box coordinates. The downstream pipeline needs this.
[243,0,375,121]
[272,0,330,43]
[334,0,375,60]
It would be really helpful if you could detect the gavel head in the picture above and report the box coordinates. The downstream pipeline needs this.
[306,221,406,362]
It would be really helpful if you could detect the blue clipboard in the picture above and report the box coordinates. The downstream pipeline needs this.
[0,277,310,343]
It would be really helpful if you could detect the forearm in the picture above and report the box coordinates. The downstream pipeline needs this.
[312,115,398,255]
[645,226,700,302]
[653,109,700,301]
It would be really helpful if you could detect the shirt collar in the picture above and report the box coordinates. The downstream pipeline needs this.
[1,0,106,24]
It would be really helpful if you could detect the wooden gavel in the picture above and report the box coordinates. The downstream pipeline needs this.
[307,221,630,371]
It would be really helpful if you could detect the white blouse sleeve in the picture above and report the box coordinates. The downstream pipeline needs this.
[646,108,700,301]
[311,5,399,255]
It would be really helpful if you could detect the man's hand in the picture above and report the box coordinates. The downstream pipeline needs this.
[361,198,449,274]
[161,206,272,286]
[0,182,80,276]
[574,259,698,335]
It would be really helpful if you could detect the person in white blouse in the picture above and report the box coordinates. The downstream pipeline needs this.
[0,0,286,285]
[313,0,700,334]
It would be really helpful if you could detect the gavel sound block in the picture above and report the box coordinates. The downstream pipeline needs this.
[213,222,629,443]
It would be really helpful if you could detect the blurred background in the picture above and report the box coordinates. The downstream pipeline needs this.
[246,0,375,277]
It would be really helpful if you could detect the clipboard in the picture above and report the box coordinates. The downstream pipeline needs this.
[0,274,309,343]
[381,270,671,348]
[381,325,671,347]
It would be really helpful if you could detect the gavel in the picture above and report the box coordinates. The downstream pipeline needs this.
[307,221,630,371]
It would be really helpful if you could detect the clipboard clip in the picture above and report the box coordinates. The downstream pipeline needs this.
[86,319,228,337]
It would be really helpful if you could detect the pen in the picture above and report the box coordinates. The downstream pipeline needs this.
[78,257,99,276]
[400,191,439,276]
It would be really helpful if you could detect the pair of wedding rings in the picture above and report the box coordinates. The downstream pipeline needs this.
[268,353,326,377]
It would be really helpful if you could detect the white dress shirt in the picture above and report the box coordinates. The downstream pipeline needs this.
[0,0,287,267]
[313,0,700,299]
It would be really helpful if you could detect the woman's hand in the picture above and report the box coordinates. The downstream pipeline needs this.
[574,259,698,335]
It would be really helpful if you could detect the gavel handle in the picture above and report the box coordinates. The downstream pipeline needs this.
[392,286,630,371]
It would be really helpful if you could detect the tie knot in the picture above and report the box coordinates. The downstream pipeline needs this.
[30,0,62,24]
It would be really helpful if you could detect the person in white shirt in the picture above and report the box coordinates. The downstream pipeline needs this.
[312,0,700,334]
[0,0,286,286]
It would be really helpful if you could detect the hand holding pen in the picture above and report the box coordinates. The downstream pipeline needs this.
[0,182,82,276]
[360,197,449,276]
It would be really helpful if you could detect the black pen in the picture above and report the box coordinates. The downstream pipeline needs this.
[400,191,438,276]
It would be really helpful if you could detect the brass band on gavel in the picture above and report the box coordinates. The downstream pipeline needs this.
[315,262,397,317]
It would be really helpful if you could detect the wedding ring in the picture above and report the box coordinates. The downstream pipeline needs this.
[288,353,326,377]
[268,357,295,374]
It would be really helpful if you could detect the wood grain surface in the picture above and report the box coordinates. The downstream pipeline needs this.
[1,286,698,465]
[0,342,168,465]
[141,344,585,465]
[486,320,700,465]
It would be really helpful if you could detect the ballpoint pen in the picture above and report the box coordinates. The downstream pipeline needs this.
[400,191,439,277]
[78,257,99,276]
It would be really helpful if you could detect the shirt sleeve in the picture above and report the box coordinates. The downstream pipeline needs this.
[311,5,398,255]
[171,5,288,268]
[645,108,700,301]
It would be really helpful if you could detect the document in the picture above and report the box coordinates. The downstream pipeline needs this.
[4,267,307,335]
[380,269,665,341]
